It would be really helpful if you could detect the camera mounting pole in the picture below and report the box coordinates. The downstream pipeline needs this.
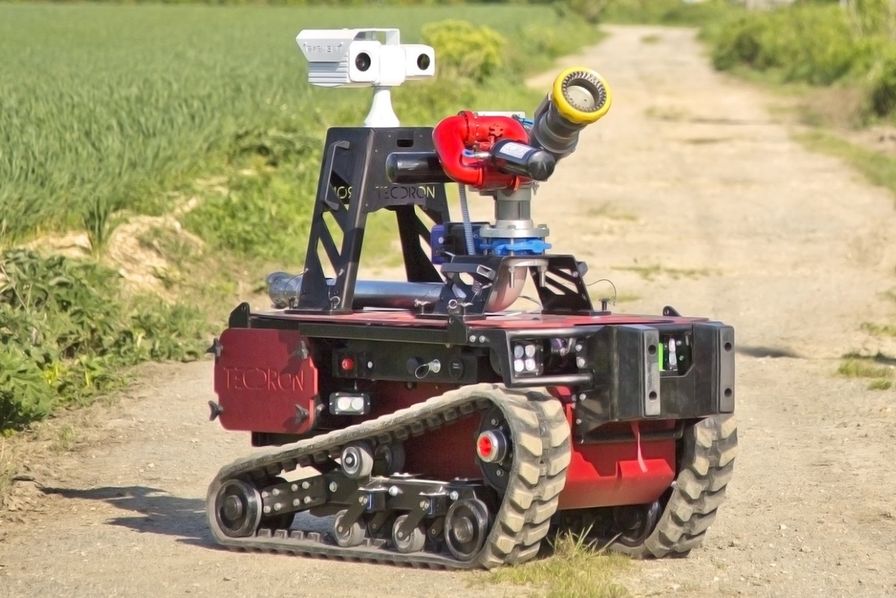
[297,28,436,128]
[367,86,399,128]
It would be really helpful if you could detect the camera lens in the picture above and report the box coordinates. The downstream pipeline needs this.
[416,53,430,71]
[355,52,371,72]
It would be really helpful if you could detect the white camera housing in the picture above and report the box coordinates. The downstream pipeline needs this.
[296,28,435,89]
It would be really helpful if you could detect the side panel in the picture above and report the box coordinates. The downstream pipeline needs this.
[214,328,319,434]
[558,439,676,510]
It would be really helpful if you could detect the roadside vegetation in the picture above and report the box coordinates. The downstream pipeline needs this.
[483,531,630,597]
[0,2,596,433]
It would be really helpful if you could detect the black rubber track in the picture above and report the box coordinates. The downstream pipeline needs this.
[206,384,570,569]
[611,414,738,558]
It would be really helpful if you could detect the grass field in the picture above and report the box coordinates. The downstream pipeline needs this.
[0,3,593,249]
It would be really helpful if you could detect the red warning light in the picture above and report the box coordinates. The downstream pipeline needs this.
[477,433,494,459]
[340,356,355,371]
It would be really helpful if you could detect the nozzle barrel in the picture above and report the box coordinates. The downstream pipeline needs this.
[531,67,612,160]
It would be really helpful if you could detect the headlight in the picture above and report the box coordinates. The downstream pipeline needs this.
[511,341,543,376]
[329,392,370,415]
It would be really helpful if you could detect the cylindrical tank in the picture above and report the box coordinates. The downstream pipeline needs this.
[267,271,525,312]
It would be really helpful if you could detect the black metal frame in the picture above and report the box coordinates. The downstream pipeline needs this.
[293,126,598,317]
[297,127,450,312]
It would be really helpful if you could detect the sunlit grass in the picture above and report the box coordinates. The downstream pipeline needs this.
[482,531,631,598]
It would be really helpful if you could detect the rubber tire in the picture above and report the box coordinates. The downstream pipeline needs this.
[612,414,738,558]
[391,514,426,554]
[341,442,374,480]
[333,509,366,547]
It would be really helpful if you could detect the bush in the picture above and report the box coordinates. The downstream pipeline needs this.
[710,14,766,71]
[711,6,865,85]
[0,347,54,430]
[868,49,896,116]
[422,20,507,83]
[0,249,208,431]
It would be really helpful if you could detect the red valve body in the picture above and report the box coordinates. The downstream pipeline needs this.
[432,111,529,191]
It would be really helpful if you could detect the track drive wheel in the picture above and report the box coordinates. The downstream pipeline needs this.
[444,498,490,562]
[212,479,262,538]
[611,414,738,558]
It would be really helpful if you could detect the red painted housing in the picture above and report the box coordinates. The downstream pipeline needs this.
[432,111,529,190]
[214,328,319,435]
[560,439,675,510]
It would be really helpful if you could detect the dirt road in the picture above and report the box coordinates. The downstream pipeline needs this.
[2,25,895,597]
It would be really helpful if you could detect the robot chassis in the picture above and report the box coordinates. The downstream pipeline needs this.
[205,29,737,569]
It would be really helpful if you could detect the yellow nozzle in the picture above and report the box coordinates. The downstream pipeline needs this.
[551,67,612,125]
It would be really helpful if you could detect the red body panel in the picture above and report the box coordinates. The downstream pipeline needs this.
[559,440,675,510]
[363,382,482,481]
[214,328,319,435]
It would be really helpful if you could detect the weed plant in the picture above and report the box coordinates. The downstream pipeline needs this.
[484,530,630,597]
[0,250,207,431]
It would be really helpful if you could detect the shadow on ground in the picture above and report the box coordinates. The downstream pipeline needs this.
[41,485,213,546]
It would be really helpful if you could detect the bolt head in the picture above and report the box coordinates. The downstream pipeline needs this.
[329,482,338,493]
[291,484,298,492]
[301,481,310,490]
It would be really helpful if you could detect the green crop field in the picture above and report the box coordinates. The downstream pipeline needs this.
[0,3,593,249]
